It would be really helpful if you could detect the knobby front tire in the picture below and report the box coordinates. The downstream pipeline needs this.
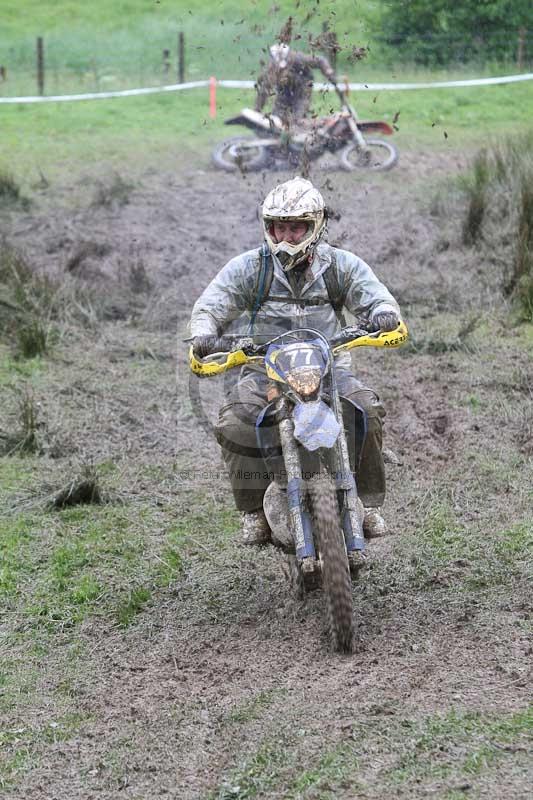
[308,474,355,653]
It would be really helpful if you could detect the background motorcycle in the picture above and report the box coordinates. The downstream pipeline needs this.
[189,321,408,653]
[212,83,398,173]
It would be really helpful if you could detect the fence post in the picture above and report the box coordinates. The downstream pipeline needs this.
[517,27,526,70]
[163,48,171,76]
[178,32,185,83]
[36,36,44,95]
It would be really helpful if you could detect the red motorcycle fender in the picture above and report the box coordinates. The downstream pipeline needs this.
[357,120,394,136]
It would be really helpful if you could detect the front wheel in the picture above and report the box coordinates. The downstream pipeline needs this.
[287,555,305,600]
[340,139,398,172]
[308,474,354,653]
[211,136,270,172]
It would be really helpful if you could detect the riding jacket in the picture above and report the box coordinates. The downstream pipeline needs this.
[255,52,333,122]
[190,242,399,356]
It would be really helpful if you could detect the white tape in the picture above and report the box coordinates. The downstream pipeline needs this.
[1,72,531,103]
[222,74,533,91]
[320,73,533,90]
[0,80,210,103]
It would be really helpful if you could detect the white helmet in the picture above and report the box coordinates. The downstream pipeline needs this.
[269,43,290,68]
[262,177,327,270]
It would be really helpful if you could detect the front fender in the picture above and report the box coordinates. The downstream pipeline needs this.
[293,400,341,451]
[357,120,394,135]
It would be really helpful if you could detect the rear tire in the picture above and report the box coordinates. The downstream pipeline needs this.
[211,136,270,172]
[340,139,398,171]
[308,475,354,653]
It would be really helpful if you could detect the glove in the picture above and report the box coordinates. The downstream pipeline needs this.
[372,311,399,332]
[192,335,219,358]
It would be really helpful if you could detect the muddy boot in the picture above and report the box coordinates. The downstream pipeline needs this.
[363,507,388,539]
[263,482,294,553]
[241,509,272,546]
[347,549,367,576]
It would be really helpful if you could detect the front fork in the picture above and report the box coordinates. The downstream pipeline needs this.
[346,106,370,156]
[333,407,366,553]
[324,376,365,554]
[278,414,316,564]
[276,396,365,563]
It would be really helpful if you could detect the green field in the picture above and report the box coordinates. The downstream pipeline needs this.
[2,0,379,84]
[1,79,532,184]
[1,1,531,183]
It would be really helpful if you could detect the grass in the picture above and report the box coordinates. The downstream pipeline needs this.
[0,503,164,625]
[115,585,152,627]
[0,478,239,630]
[410,505,532,592]
[0,385,43,456]
[0,236,156,344]
[15,320,50,359]
[383,708,533,786]
[0,343,530,798]
[515,174,533,320]
[90,172,135,208]
[0,1,382,88]
[401,313,482,355]
[0,350,43,386]
[209,707,532,799]
[0,240,58,358]
[461,149,489,245]
[0,80,530,191]
[227,689,288,724]
[1,12,532,188]
[0,169,28,209]
[3,0,528,95]
[453,131,533,321]
[0,711,91,791]
[212,737,293,800]
[0,2,530,192]
[0,462,241,790]
[0,457,34,493]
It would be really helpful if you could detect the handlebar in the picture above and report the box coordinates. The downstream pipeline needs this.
[189,321,408,377]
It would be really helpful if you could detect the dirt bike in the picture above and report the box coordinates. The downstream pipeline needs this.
[212,82,398,174]
[189,321,408,653]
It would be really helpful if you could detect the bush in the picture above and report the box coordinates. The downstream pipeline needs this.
[514,175,533,320]
[0,168,30,209]
[381,1,533,66]
[461,150,490,245]
[458,131,533,320]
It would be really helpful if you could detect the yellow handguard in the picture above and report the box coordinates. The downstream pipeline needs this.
[189,321,408,377]
[189,346,259,377]
[332,320,408,354]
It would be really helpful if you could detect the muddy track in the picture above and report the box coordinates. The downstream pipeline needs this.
[1,149,532,799]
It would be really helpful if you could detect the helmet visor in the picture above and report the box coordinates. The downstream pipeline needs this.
[264,212,324,268]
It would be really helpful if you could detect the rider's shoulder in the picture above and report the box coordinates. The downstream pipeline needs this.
[222,248,262,270]
[318,242,359,264]
[316,241,335,260]
[327,244,367,266]
[218,249,262,286]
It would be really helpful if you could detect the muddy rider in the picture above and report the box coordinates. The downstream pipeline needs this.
[255,43,336,127]
[190,177,401,545]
